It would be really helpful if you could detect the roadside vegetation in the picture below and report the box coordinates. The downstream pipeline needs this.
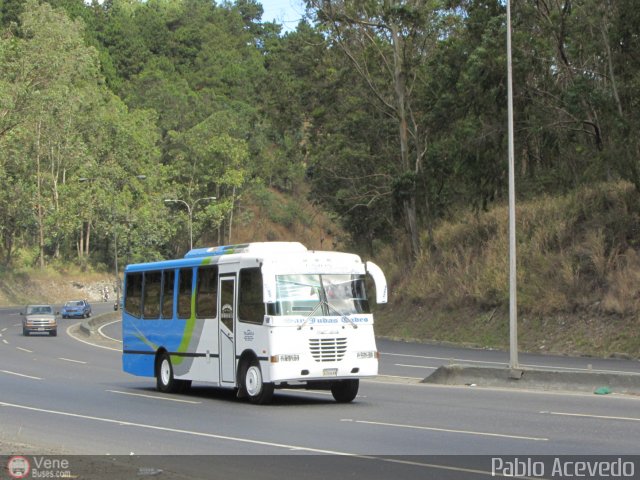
[375,181,640,358]
[1,1,640,358]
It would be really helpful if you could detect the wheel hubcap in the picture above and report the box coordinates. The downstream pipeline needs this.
[160,359,171,386]
[245,366,262,397]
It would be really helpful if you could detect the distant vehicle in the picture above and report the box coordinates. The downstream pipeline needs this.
[21,304,58,336]
[61,299,92,319]
[122,242,387,404]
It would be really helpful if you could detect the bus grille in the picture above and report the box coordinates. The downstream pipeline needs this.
[309,337,347,362]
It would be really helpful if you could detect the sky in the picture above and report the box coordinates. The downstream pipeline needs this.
[260,0,306,32]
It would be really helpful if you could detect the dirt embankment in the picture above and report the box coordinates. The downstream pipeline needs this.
[0,272,115,307]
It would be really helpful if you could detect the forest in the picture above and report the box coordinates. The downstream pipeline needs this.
[1,0,640,354]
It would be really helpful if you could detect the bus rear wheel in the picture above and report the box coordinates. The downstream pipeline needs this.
[331,379,359,403]
[243,359,274,405]
[156,353,190,393]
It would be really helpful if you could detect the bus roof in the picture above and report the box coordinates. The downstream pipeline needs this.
[124,242,366,275]
[184,242,307,259]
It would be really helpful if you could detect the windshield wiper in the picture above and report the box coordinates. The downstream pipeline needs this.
[297,300,324,330]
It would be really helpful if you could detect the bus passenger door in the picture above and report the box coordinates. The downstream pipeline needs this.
[218,276,236,385]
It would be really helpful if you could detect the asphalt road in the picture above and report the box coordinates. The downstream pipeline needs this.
[1,304,639,478]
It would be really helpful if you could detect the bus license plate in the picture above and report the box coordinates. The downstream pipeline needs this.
[323,368,338,377]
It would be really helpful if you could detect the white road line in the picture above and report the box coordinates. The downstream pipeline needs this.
[0,370,42,380]
[340,419,548,442]
[12,323,21,327]
[107,390,201,404]
[98,320,123,343]
[0,400,521,477]
[381,352,640,376]
[1,328,6,332]
[1,339,8,344]
[0,400,357,455]
[541,411,640,422]
[66,323,121,352]
[16,347,33,353]
[394,363,437,370]
[59,358,88,365]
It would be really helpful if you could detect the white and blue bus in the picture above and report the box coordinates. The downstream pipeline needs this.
[122,242,387,404]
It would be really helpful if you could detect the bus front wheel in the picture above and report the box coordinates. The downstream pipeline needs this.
[243,359,274,405]
[331,379,359,403]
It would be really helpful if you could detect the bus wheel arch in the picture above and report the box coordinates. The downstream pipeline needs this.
[155,350,191,393]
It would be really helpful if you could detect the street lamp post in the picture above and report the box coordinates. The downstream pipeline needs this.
[506,0,519,373]
[164,196,216,250]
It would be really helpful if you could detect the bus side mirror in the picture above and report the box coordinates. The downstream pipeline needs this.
[366,261,387,304]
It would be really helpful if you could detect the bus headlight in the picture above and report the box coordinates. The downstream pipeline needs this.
[357,351,378,359]
[270,354,300,363]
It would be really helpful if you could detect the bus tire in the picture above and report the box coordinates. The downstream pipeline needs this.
[156,353,179,393]
[243,359,274,405]
[331,379,359,403]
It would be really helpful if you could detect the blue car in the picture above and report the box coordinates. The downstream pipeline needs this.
[61,299,92,319]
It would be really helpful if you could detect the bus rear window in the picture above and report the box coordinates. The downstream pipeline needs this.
[125,272,143,318]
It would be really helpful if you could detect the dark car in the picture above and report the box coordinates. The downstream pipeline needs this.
[22,305,58,336]
[61,299,92,319]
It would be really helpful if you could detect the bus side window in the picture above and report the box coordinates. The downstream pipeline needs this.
[143,271,162,319]
[196,266,218,318]
[161,270,175,319]
[177,268,193,319]
[125,272,143,318]
[239,268,264,324]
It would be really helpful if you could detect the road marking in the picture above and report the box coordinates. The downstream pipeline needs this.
[59,357,88,365]
[98,320,123,343]
[66,324,121,352]
[394,363,437,370]
[0,400,360,455]
[381,352,640,376]
[107,390,201,404]
[541,411,640,422]
[16,347,33,353]
[1,328,6,332]
[0,370,42,380]
[0,400,524,477]
[1,339,8,344]
[340,419,548,442]
[12,323,21,327]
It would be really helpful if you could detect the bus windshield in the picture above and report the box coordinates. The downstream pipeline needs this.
[274,274,370,316]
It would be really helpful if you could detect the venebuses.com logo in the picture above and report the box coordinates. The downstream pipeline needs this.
[5,455,72,479]
[6,456,30,479]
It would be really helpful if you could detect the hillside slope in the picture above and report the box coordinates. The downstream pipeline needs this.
[374,181,640,359]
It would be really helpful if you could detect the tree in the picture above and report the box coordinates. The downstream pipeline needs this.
[306,0,447,259]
